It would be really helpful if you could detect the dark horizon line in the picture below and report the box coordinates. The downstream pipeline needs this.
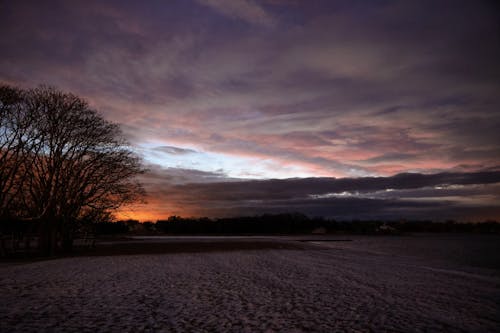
[117,214,500,224]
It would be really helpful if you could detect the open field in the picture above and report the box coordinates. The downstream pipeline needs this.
[1,234,499,332]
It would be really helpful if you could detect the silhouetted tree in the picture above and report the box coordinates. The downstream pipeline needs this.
[0,86,41,219]
[0,85,145,255]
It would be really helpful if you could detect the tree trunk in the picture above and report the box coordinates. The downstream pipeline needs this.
[61,221,74,253]
[38,217,57,256]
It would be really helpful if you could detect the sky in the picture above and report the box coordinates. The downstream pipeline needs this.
[1,0,500,221]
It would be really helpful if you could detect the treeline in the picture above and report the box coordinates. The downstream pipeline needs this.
[95,213,500,235]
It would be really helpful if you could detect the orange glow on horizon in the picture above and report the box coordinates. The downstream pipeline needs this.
[115,206,191,222]
[115,211,163,222]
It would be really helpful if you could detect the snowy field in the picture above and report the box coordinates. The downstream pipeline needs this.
[1,234,499,332]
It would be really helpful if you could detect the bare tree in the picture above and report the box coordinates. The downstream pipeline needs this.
[1,85,145,255]
[0,86,42,219]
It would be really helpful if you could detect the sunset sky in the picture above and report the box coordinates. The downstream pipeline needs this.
[1,0,499,220]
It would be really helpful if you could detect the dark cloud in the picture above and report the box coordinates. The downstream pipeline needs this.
[139,170,500,220]
[164,170,500,201]
[153,146,198,155]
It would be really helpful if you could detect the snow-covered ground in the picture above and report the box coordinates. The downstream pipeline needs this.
[1,234,499,332]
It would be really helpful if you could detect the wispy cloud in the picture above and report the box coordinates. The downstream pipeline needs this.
[196,0,276,27]
[153,146,198,155]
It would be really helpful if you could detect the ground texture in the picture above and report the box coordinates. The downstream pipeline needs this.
[1,235,499,332]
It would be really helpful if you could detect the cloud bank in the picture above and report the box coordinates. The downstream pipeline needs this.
[122,169,500,220]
